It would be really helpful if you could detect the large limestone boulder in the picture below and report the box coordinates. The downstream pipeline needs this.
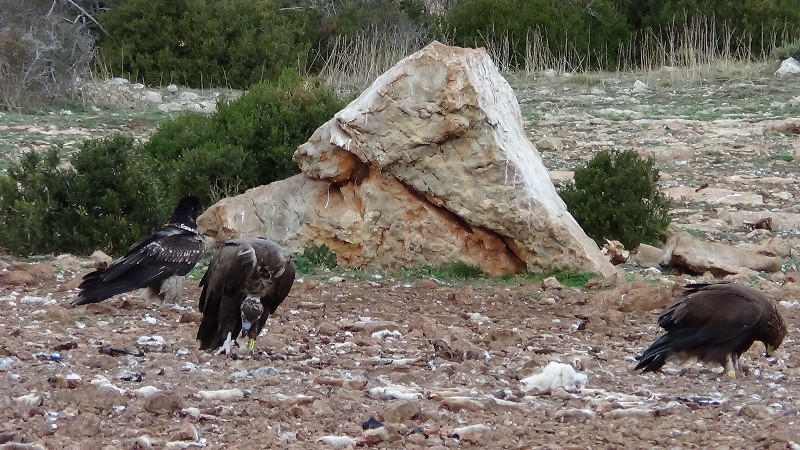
[199,42,616,277]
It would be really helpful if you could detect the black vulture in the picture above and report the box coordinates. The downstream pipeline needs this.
[73,196,205,305]
[196,237,295,355]
[635,282,787,377]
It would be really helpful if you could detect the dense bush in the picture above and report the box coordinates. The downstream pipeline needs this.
[438,0,632,69]
[438,0,800,69]
[0,70,342,256]
[772,40,800,60]
[559,150,671,250]
[0,0,94,110]
[143,70,345,205]
[95,0,323,88]
[0,136,170,255]
[328,0,429,37]
[620,0,800,58]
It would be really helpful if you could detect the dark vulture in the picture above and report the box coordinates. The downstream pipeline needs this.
[73,196,205,306]
[635,282,787,377]
[196,237,295,355]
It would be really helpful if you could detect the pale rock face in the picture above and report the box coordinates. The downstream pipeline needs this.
[199,42,616,277]
[661,232,782,276]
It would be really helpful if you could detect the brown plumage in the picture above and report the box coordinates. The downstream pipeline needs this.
[635,282,787,377]
[196,237,295,355]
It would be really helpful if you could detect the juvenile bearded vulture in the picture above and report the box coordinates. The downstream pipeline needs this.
[73,196,205,305]
[635,282,787,377]
[196,237,295,355]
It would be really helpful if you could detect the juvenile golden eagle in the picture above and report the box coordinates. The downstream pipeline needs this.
[196,237,295,355]
[634,282,787,377]
[73,196,205,305]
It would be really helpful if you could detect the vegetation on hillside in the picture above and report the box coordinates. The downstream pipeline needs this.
[559,150,672,250]
[0,72,343,255]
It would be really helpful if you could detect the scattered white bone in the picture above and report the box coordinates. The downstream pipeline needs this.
[90,375,126,394]
[197,388,250,401]
[316,435,357,448]
[367,384,423,400]
[371,329,402,340]
[137,335,166,346]
[12,392,43,407]
[133,386,161,398]
[450,424,491,443]
[520,362,588,393]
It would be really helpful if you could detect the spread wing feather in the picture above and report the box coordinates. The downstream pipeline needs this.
[74,227,205,305]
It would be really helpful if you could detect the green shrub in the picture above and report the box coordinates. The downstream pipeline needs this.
[772,40,800,60]
[143,70,345,205]
[0,135,170,255]
[302,244,338,270]
[559,150,671,250]
[95,0,323,88]
[438,0,631,69]
[620,1,800,60]
[330,0,429,37]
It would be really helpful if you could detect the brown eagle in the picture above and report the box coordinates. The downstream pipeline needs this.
[73,196,205,306]
[634,282,787,377]
[196,237,295,355]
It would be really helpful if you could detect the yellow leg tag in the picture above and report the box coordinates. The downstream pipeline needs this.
[247,339,256,353]
[726,371,736,378]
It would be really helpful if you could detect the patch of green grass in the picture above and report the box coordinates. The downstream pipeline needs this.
[685,229,702,238]
[551,269,598,287]
[771,154,793,162]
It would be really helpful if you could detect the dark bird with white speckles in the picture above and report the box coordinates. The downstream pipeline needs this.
[196,237,296,355]
[634,282,787,377]
[72,196,206,306]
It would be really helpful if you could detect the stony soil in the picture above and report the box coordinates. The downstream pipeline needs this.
[2,69,800,449]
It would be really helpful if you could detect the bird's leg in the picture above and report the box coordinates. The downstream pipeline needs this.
[724,354,738,378]
[247,339,257,353]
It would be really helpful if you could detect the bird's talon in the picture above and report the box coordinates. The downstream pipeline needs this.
[247,339,256,353]
[726,371,736,378]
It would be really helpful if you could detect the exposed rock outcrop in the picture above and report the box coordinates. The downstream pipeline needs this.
[199,42,616,277]
[660,232,783,276]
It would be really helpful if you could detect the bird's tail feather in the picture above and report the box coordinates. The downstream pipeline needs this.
[634,335,671,372]
[73,271,145,305]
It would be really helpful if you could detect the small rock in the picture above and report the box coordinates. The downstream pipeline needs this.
[739,404,771,419]
[25,262,54,280]
[632,80,647,92]
[451,424,491,445]
[316,320,339,336]
[143,91,163,103]
[382,399,422,424]
[541,276,563,290]
[1,270,35,286]
[775,57,800,77]
[554,408,595,423]
[90,250,112,268]
[633,244,664,268]
[535,137,563,152]
[144,390,183,414]
[167,84,179,94]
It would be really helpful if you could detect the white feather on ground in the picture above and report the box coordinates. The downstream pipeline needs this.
[520,361,588,393]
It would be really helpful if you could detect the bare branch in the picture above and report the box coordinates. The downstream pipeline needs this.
[61,0,110,36]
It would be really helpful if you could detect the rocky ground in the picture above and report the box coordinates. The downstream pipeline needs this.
[2,67,800,449]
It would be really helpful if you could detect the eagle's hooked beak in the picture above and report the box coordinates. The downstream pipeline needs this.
[764,343,778,357]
